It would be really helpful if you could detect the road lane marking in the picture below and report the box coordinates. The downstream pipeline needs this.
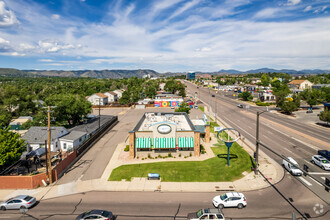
[303,159,314,165]
[308,176,323,186]
[284,148,294,154]
[321,177,325,180]
[263,123,320,151]
[298,177,312,186]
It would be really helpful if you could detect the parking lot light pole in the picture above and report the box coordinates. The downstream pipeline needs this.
[255,109,268,174]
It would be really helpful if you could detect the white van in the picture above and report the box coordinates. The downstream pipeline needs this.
[282,157,303,176]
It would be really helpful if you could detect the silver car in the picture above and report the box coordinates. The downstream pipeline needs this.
[0,195,37,210]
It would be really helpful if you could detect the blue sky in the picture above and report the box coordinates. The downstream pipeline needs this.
[0,0,329,72]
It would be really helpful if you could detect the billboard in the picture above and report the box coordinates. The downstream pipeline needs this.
[155,101,180,107]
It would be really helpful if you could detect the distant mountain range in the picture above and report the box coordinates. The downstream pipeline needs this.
[216,68,330,75]
[0,68,160,79]
[0,68,329,79]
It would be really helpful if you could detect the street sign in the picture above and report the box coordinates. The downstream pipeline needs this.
[214,127,223,132]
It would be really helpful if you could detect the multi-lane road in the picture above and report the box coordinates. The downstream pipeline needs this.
[184,80,330,204]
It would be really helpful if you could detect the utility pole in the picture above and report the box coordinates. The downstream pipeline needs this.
[47,106,52,184]
[98,98,101,129]
[44,140,48,181]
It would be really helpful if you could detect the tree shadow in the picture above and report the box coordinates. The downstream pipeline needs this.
[316,122,330,128]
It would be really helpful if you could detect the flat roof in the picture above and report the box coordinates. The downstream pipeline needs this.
[133,112,196,132]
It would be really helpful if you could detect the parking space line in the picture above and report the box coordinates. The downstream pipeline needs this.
[321,177,326,180]
[298,177,312,186]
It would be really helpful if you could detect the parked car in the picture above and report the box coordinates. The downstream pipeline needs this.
[318,150,330,160]
[212,94,215,97]
[0,195,36,210]
[212,192,247,209]
[311,155,330,170]
[237,104,243,108]
[76,210,115,220]
[282,157,303,176]
[187,208,225,220]
[194,106,198,109]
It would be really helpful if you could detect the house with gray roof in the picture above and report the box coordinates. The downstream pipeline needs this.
[23,126,69,152]
[59,131,88,152]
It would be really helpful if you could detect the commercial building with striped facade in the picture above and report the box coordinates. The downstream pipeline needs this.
[128,112,205,159]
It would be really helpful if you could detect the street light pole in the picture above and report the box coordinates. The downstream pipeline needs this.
[255,109,268,174]
[208,83,211,124]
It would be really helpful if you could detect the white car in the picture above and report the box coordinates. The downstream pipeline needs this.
[282,157,303,176]
[0,195,36,210]
[311,155,330,170]
[212,192,247,209]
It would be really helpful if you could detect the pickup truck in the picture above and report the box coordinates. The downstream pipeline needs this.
[187,208,225,220]
[318,150,330,160]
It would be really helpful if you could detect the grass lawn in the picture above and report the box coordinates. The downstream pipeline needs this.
[109,141,254,182]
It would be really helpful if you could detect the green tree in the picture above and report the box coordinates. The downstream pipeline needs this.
[271,80,290,107]
[0,126,26,167]
[319,110,330,125]
[119,91,131,105]
[300,89,323,109]
[280,101,298,115]
[261,73,271,87]
[0,107,12,127]
[238,91,253,101]
[45,94,92,126]
[175,102,191,114]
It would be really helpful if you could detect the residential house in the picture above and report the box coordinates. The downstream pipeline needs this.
[104,91,118,102]
[23,126,69,152]
[113,90,124,99]
[9,116,33,131]
[59,131,88,152]
[288,80,313,90]
[250,78,261,84]
[259,90,275,102]
[87,93,108,105]
[159,83,166,90]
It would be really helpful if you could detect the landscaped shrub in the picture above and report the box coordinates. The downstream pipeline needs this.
[124,145,129,151]
[256,101,270,106]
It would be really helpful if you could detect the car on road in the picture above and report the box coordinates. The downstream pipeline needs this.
[187,208,225,220]
[76,209,115,220]
[237,104,243,108]
[212,94,215,97]
[0,195,36,210]
[282,157,303,176]
[212,192,247,209]
[311,155,330,170]
[318,150,330,160]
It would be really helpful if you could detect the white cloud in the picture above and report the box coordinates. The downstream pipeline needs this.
[51,14,60,20]
[11,52,25,56]
[0,1,19,27]
[321,6,327,12]
[38,40,76,53]
[253,8,281,19]
[39,59,53,62]
[303,6,312,12]
[168,0,201,20]
[0,37,9,44]
[287,0,301,6]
